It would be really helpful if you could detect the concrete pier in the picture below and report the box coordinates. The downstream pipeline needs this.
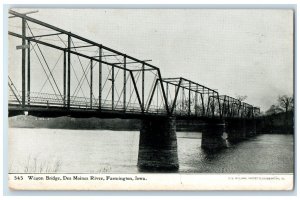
[226,119,257,143]
[201,122,228,150]
[226,119,247,143]
[245,119,257,137]
[138,117,179,171]
[138,117,257,170]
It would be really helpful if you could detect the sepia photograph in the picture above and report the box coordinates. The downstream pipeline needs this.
[6,8,294,190]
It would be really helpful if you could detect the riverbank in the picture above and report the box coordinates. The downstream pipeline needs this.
[9,115,141,131]
[256,111,294,134]
[9,112,294,134]
[9,115,209,132]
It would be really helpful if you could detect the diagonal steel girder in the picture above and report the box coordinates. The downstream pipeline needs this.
[161,77,221,117]
[8,10,260,118]
[8,10,170,114]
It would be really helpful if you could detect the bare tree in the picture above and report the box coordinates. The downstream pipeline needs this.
[278,95,293,113]
[277,95,294,133]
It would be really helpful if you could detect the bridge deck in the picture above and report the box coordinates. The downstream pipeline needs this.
[8,10,260,121]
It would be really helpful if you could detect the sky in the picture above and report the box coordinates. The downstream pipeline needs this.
[8,9,294,112]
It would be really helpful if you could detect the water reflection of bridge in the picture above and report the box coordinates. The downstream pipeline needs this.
[8,10,260,171]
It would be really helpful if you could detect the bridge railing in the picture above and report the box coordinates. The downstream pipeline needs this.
[9,90,167,115]
[8,10,170,116]
[161,77,223,118]
[8,10,260,119]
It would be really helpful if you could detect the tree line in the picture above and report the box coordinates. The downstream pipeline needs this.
[265,95,294,116]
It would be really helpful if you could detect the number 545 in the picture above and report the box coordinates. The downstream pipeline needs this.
[14,176,23,180]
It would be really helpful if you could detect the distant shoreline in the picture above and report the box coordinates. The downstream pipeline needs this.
[9,112,294,134]
[8,115,209,132]
[9,115,141,131]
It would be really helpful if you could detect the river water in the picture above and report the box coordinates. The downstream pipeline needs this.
[8,128,294,173]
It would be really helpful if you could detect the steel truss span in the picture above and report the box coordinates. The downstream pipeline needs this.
[8,10,260,119]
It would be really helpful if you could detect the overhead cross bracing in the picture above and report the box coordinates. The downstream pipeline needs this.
[8,10,260,119]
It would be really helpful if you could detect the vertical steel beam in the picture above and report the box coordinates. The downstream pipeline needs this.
[231,100,234,117]
[200,93,205,116]
[166,82,169,105]
[217,93,222,118]
[188,82,191,115]
[228,98,230,116]
[27,40,30,105]
[181,86,184,112]
[99,46,102,110]
[228,98,231,116]
[171,78,182,114]
[90,59,93,109]
[230,99,233,117]
[206,90,210,116]
[157,71,170,114]
[142,63,145,112]
[22,18,26,107]
[222,96,226,117]
[195,85,198,115]
[240,102,242,117]
[225,98,228,116]
[227,98,230,117]
[201,88,205,115]
[225,97,228,116]
[130,71,143,111]
[123,55,126,111]
[67,35,71,108]
[111,66,114,110]
[241,104,244,118]
[63,50,66,106]
[238,102,241,117]
[174,84,177,111]
[146,79,158,112]
[212,92,215,117]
